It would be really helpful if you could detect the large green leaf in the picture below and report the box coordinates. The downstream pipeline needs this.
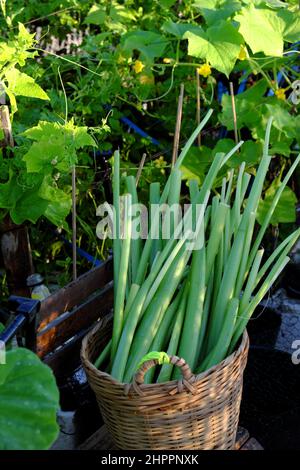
[219,79,268,130]
[184,21,243,77]
[22,121,96,173]
[84,5,106,25]
[5,68,49,101]
[257,183,297,225]
[234,5,285,56]
[278,9,300,42]
[193,0,241,25]
[161,20,200,38]
[121,30,167,61]
[10,190,48,224]
[0,348,59,450]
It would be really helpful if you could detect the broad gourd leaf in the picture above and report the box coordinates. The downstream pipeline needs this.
[0,348,59,450]
[219,79,268,130]
[22,121,96,173]
[193,0,241,25]
[257,184,297,225]
[180,146,213,184]
[234,5,284,56]
[160,0,177,6]
[5,68,49,101]
[161,20,200,38]
[10,190,48,224]
[226,140,262,168]
[264,103,298,140]
[84,5,106,24]
[278,9,300,42]
[121,30,168,61]
[184,21,243,77]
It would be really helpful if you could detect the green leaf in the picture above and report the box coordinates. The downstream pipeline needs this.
[0,348,59,450]
[180,146,213,184]
[10,190,48,224]
[219,79,268,130]
[264,103,298,139]
[22,121,96,173]
[121,30,168,61]
[193,0,242,26]
[269,141,292,157]
[278,9,300,42]
[161,20,200,38]
[227,140,263,168]
[5,68,49,100]
[184,21,243,77]
[84,5,106,25]
[257,183,297,225]
[235,5,285,56]
[160,0,177,6]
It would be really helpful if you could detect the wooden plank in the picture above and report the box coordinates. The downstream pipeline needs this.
[78,425,115,450]
[37,283,113,357]
[38,257,113,328]
[43,326,94,377]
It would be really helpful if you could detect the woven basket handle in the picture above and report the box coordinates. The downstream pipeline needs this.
[132,355,195,394]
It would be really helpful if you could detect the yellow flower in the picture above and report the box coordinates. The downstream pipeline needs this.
[133,60,145,74]
[238,45,247,61]
[154,156,166,174]
[139,74,154,85]
[197,63,211,78]
[275,88,286,101]
[163,58,173,64]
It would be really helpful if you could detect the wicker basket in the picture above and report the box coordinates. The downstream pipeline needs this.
[81,314,249,450]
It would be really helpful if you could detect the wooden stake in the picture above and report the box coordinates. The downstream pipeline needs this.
[72,165,77,281]
[171,83,184,168]
[229,82,239,147]
[196,70,201,147]
[136,152,146,187]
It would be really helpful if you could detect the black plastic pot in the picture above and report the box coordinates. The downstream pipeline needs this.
[52,365,102,449]
[240,291,300,450]
[240,346,300,450]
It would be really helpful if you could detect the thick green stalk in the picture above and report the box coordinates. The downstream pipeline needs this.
[231,255,290,351]
[158,282,189,383]
[166,169,182,239]
[111,194,132,361]
[225,169,234,204]
[94,340,111,369]
[113,150,121,304]
[254,228,300,288]
[196,268,214,364]
[123,246,191,382]
[177,231,206,371]
[234,211,256,296]
[145,291,183,384]
[205,200,229,283]
[126,175,142,284]
[197,298,239,373]
[150,182,162,265]
[239,249,264,313]
[135,110,214,285]
[247,153,300,271]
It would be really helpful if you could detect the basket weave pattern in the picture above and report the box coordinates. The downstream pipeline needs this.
[81,314,249,450]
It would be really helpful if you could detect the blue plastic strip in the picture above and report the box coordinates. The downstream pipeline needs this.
[61,237,102,267]
[119,116,161,146]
